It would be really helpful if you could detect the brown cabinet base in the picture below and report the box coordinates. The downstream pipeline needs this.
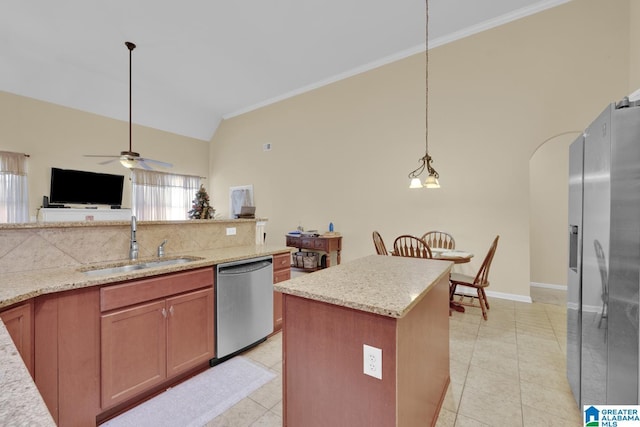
[34,287,101,427]
[272,252,291,334]
[0,300,34,377]
[281,274,450,426]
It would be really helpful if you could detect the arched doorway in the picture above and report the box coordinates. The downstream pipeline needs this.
[529,131,582,296]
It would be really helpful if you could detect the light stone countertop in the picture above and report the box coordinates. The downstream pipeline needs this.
[0,244,291,309]
[274,254,453,318]
[0,244,291,426]
[0,320,56,427]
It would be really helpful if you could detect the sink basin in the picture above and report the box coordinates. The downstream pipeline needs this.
[81,257,203,276]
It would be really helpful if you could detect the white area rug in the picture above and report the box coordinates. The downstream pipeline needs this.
[103,356,276,427]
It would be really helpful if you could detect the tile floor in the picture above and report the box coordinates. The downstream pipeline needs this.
[203,286,581,426]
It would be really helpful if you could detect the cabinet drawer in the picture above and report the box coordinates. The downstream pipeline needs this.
[300,238,314,249]
[313,239,329,251]
[274,269,291,284]
[273,252,291,271]
[101,267,214,312]
[286,236,300,247]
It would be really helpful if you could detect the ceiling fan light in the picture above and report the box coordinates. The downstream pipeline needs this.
[424,174,440,189]
[409,177,424,189]
[120,157,137,168]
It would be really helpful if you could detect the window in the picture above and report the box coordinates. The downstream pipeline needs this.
[131,170,200,221]
[0,151,29,223]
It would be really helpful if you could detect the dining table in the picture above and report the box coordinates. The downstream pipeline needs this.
[430,249,473,265]
[430,249,474,313]
[388,246,474,313]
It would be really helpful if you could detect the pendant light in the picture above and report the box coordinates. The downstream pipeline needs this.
[408,0,440,189]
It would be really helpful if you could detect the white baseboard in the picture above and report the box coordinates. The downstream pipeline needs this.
[486,290,533,304]
[530,281,567,291]
[454,287,533,304]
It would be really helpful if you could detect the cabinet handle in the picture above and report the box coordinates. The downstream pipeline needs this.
[161,307,167,318]
[169,306,174,316]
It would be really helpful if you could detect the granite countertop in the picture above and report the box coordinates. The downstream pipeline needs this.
[0,217,268,230]
[0,244,291,309]
[0,321,56,427]
[274,254,453,318]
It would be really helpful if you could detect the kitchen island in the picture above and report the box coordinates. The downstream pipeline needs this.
[274,254,452,427]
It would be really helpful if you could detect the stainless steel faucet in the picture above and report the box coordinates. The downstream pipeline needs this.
[129,216,139,260]
[157,239,168,258]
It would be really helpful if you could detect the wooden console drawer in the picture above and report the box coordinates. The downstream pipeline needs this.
[100,267,214,312]
[286,236,300,247]
[313,239,329,251]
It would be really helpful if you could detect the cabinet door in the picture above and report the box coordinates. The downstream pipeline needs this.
[101,300,167,409]
[166,288,215,377]
[0,301,33,377]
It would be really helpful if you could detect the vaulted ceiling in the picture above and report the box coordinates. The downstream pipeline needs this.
[0,0,568,141]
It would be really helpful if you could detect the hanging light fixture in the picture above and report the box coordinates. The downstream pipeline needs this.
[408,0,440,189]
[120,41,139,169]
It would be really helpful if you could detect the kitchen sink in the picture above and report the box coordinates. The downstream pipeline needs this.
[81,256,204,276]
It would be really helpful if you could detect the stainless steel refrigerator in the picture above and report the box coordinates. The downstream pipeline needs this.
[567,100,640,407]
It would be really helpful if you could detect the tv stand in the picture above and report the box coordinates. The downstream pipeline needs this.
[38,208,132,222]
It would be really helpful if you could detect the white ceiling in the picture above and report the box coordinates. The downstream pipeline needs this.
[0,0,568,141]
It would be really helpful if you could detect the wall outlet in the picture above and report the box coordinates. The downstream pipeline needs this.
[226,227,236,236]
[263,143,272,151]
[363,344,382,379]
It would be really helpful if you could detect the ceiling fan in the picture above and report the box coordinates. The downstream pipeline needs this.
[85,41,172,170]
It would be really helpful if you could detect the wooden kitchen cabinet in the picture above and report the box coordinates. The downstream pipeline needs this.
[34,287,101,427]
[0,300,34,377]
[272,252,291,334]
[100,268,214,409]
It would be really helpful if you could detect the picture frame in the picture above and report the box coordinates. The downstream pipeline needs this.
[229,185,254,219]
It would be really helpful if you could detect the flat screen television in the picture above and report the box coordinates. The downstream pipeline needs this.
[49,167,124,206]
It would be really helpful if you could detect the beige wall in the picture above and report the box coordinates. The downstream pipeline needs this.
[631,1,640,92]
[0,91,209,219]
[210,0,630,299]
[0,0,634,299]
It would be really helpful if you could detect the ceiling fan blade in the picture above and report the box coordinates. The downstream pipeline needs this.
[139,157,173,168]
[137,161,153,170]
[98,159,118,165]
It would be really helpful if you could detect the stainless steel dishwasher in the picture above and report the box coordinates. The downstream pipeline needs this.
[214,256,273,361]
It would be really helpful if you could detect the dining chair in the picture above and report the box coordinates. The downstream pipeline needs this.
[392,235,432,259]
[372,231,389,255]
[421,231,455,250]
[449,235,499,320]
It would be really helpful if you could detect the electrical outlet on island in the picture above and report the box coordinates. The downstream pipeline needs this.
[363,344,382,380]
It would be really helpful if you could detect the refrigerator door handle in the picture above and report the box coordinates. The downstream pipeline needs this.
[569,224,579,272]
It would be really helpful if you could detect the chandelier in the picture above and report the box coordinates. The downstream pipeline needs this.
[408,0,440,189]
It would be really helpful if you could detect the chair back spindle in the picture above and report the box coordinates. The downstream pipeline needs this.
[393,235,433,259]
[421,231,455,250]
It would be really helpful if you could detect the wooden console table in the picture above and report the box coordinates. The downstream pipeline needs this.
[286,235,342,269]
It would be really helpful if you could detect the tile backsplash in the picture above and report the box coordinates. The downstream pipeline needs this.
[0,220,258,273]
